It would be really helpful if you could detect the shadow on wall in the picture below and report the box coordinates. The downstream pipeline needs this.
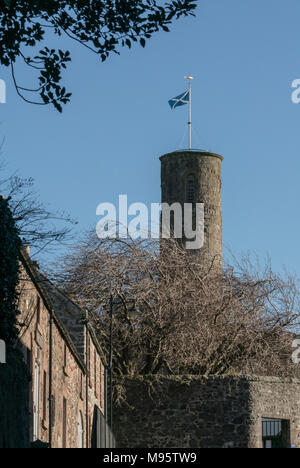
[0,346,31,448]
[113,375,253,449]
[92,405,116,448]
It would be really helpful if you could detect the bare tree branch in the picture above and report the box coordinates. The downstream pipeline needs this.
[51,232,300,386]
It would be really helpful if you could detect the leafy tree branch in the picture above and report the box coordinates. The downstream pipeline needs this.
[0,0,197,111]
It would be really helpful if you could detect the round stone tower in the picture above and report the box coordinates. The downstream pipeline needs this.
[160,150,223,269]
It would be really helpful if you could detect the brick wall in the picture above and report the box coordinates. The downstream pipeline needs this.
[16,256,105,448]
[50,324,86,448]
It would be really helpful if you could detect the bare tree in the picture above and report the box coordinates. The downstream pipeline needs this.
[0,169,76,255]
[52,232,300,381]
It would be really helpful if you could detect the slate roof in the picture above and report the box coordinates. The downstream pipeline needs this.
[20,248,106,368]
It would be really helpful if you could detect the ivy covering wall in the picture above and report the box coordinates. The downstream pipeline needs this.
[0,196,21,343]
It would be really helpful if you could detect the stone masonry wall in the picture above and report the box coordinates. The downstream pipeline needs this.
[160,151,223,270]
[17,258,105,448]
[0,348,30,448]
[114,375,300,448]
[248,376,300,448]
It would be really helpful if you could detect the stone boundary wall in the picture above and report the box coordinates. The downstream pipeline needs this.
[0,348,30,448]
[248,375,300,448]
[114,375,300,448]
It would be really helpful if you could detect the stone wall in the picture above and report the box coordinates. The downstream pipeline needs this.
[0,348,30,448]
[114,375,300,448]
[248,376,300,448]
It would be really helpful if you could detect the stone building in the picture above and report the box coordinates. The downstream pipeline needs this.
[15,247,112,448]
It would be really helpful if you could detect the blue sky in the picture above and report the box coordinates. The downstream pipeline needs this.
[1,0,300,275]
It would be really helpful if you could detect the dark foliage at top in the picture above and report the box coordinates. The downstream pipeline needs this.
[0,196,21,343]
[0,0,197,111]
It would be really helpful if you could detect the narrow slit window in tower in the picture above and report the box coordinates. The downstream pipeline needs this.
[186,174,195,203]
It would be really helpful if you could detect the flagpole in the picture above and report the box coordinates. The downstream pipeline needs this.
[189,80,192,150]
[185,76,193,150]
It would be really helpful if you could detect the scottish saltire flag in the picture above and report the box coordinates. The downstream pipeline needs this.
[168,90,190,109]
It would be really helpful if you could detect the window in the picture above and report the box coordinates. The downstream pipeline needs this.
[33,349,40,441]
[89,415,92,448]
[94,351,97,398]
[99,362,102,408]
[88,342,92,388]
[186,174,195,203]
[43,371,47,421]
[62,397,67,448]
[63,344,67,368]
[78,412,84,448]
[26,347,32,372]
[80,372,83,400]
[27,343,32,417]
[63,344,69,376]
[50,395,55,428]
[36,296,41,324]
[262,418,291,448]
